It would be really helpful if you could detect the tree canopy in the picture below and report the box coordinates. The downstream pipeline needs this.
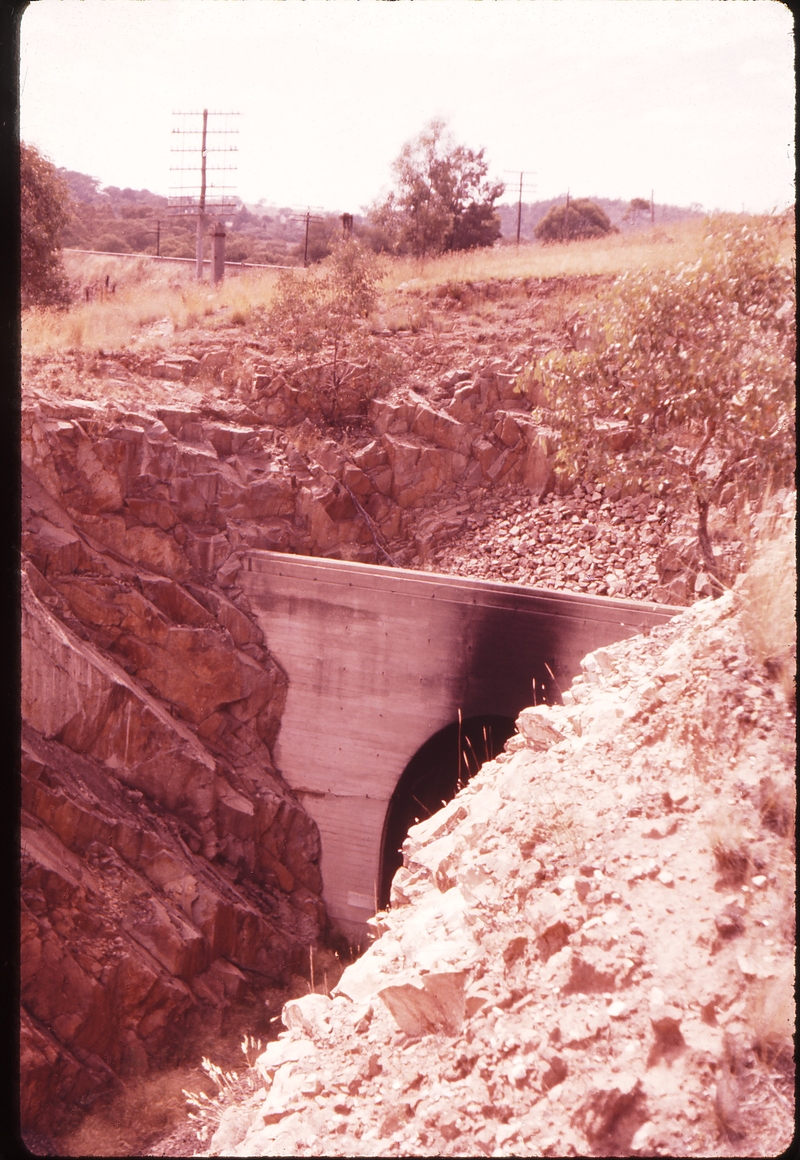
[21,142,72,308]
[534,198,618,244]
[623,197,652,226]
[372,120,504,257]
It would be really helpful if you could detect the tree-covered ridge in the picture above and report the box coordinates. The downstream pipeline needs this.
[57,169,344,266]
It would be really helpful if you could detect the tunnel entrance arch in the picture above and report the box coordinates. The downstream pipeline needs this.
[378,714,516,909]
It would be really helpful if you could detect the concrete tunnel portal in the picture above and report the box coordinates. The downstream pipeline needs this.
[238,551,679,940]
[378,714,517,910]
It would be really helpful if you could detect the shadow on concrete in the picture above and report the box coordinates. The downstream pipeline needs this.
[378,714,516,909]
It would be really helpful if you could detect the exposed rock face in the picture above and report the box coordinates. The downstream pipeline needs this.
[20,402,329,1132]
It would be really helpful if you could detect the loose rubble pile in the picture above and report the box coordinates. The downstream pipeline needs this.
[197,564,795,1159]
[409,485,743,604]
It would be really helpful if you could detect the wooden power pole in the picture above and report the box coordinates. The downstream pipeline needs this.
[504,170,536,245]
[195,109,208,281]
[169,109,239,281]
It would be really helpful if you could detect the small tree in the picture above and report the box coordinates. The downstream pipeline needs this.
[268,238,394,421]
[622,196,652,227]
[21,142,72,308]
[372,119,504,257]
[534,198,618,244]
[523,217,796,580]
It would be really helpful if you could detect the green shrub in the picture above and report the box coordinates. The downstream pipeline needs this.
[268,239,396,421]
[523,215,796,578]
[534,199,618,244]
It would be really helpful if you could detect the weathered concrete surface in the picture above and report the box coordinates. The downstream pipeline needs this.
[239,552,679,937]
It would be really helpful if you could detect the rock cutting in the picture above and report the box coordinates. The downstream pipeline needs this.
[19,213,795,1157]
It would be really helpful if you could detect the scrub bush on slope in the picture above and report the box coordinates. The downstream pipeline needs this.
[268,239,397,422]
[523,216,796,581]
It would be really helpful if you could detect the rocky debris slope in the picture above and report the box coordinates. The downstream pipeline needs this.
[20,402,329,1133]
[197,546,796,1159]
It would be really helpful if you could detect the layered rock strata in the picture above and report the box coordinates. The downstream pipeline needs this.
[20,402,327,1132]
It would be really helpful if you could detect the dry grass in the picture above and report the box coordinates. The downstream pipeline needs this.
[23,215,792,363]
[707,813,753,886]
[379,218,712,294]
[746,960,796,1067]
[22,253,285,355]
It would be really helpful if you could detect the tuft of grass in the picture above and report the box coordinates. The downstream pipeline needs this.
[707,814,752,886]
[182,1043,263,1145]
[746,960,796,1067]
[738,502,796,706]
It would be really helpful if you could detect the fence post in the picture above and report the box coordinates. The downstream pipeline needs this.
[212,222,226,284]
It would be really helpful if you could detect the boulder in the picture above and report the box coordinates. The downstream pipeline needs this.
[378,969,468,1036]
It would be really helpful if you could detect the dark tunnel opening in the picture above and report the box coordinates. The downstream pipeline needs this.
[378,714,516,910]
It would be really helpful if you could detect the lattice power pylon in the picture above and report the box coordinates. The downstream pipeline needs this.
[169,109,239,281]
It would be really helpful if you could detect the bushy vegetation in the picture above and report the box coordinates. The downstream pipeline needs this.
[534,198,618,244]
[21,143,72,308]
[371,119,504,257]
[524,215,796,579]
[267,239,397,421]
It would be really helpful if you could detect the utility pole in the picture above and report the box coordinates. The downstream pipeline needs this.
[504,170,536,245]
[169,109,239,281]
[291,209,324,267]
[563,190,570,242]
[195,108,208,281]
[651,189,655,225]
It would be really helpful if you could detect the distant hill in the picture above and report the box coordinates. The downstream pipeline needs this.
[494,196,705,242]
[57,169,347,266]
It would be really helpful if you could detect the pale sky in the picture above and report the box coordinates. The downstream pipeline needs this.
[20,0,795,216]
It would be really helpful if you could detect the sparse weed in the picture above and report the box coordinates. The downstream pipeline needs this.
[182,1041,264,1144]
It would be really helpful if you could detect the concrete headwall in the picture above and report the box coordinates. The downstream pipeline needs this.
[239,551,679,939]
